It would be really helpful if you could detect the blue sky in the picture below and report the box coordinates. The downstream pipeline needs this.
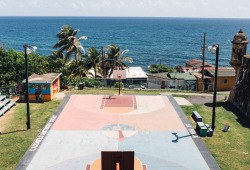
[0,0,249,18]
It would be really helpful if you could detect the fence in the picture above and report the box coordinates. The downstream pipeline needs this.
[0,84,23,98]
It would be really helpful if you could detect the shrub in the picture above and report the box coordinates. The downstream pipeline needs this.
[60,77,103,89]
[113,82,124,88]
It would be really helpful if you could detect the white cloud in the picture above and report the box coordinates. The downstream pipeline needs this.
[30,1,38,8]
[103,1,111,7]
[0,1,6,8]
[71,2,78,9]
[80,2,85,8]
[54,2,63,8]
[200,0,208,7]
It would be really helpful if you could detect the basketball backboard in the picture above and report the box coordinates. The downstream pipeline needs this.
[113,70,126,79]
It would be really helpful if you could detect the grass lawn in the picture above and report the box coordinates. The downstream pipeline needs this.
[0,99,63,170]
[171,94,190,98]
[68,88,201,95]
[181,101,250,170]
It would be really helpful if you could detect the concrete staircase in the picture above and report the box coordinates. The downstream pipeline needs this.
[0,95,16,117]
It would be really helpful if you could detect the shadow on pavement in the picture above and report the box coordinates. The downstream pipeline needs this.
[171,133,191,143]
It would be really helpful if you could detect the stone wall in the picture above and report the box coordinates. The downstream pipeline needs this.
[230,55,250,118]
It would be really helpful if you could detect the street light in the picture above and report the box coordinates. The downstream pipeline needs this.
[208,44,219,130]
[23,44,37,129]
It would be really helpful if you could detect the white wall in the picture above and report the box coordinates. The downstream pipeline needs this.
[148,82,161,89]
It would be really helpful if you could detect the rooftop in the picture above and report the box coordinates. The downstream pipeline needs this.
[22,73,62,84]
[185,59,214,67]
[110,67,148,79]
[206,69,235,77]
[88,67,148,79]
[168,72,197,81]
[182,67,234,73]
[146,72,170,79]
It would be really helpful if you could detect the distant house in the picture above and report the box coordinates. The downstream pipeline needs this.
[185,59,214,68]
[110,67,148,86]
[182,66,233,73]
[168,72,197,90]
[147,72,197,90]
[22,73,62,101]
[88,67,148,86]
[193,68,235,91]
[147,72,170,89]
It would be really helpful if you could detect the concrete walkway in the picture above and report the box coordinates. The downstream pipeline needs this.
[16,94,220,170]
[174,97,193,106]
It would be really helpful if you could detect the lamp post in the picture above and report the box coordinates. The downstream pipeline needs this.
[208,44,219,130]
[23,44,37,129]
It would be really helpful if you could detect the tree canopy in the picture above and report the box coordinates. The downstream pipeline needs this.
[147,64,174,73]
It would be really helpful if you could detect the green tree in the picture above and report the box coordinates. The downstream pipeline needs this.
[48,51,65,60]
[105,44,133,77]
[148,64,174,73]
[53,25,87,77]
[85,47,101,79]
[0,48,65,87]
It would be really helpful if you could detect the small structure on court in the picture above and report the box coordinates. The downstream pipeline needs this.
[22,73,62,101]
[101,151,134,170]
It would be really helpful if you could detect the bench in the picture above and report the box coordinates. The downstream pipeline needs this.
[196,122,207,137]
[0,106,9,116]
[6,102,16,109]
[0,96,6,101]
[0,102,16,117]
[0,99,11,109]
[0,99,11,108]
[205,124,214,137]
[192,111,202,122]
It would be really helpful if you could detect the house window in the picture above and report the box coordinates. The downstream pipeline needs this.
[221,79,228,84]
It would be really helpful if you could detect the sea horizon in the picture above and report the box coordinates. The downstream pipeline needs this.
[1,16,250,70]
[1,16,250,19]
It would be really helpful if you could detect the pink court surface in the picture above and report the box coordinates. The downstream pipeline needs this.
[16,94,219,170]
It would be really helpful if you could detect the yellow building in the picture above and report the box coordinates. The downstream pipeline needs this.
[194,68,235,91]
[22,73,62,101]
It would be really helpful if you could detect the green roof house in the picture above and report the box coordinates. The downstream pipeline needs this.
[147,72,197,90]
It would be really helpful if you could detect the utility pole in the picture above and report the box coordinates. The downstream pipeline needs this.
[103,51,107,87]
[102,47,107,87]
[201,32,206,91]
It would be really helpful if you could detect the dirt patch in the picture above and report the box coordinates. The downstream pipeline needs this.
[54,92,66,100]
[0,104,17,132]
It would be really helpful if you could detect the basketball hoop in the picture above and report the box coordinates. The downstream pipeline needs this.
[117,73,122,79]
[112,70,126,95]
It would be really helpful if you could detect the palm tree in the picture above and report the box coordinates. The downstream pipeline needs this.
[53,25,87,76]
[48,51,65,60]
[85,47,101,79]
[105,44,133,77]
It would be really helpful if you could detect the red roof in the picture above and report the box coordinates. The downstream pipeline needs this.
[182,67,233,71]
[185,59,214,67]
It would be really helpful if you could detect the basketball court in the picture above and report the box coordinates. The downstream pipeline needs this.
[16,94,219,170]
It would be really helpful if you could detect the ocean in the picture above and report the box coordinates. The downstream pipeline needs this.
[0,16,250,70]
